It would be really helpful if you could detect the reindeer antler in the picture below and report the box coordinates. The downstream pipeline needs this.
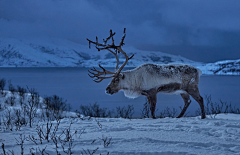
[88,64,115,83]
[87,28,134,83]
[116,47,134,75]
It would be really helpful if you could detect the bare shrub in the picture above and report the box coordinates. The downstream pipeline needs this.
[157,107,177,118]
[50,95,67,114]
[79,103,113,118]
[195,95,240,118]
[140,101,150,118]
[79,104,94,117]
[8,80,16,95]
[29,146,48,155]
[43,95,69,119]
[14,109,23,131]
[81,147,99,155]
[51,119,61,155]
[116,105,134,119]
[2,108,14,131]
[15,134,26,155]
[36,121,53,143]
[43,96,53,120]
[60,122,78,154]
[17,86,27,106]
[0,78,6,96]
[1,143,6,155]
[4,94,16,106]
[98,135,112,148]
[25,86,39,127]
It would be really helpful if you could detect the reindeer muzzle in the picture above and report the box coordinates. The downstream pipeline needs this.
[105,87,113,95]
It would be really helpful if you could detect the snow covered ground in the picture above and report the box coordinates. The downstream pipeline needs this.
[1,113,240,155]
[1,90,240,155]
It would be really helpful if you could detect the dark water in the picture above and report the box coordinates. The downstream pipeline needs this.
[0,67,240,117]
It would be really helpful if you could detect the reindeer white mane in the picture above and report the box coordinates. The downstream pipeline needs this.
[121,89,141,99]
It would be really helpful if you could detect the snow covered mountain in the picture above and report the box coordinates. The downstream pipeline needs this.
[198,59,240,75]
[0,37,198,67]
[0,37,239,75]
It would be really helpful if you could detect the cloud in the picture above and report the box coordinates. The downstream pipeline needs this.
[0,0,240,62]
[0,0,117,41]
[169,0,240,31]
[1,0,240,42]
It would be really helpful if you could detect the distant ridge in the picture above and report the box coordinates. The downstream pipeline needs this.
[0,37,239,75]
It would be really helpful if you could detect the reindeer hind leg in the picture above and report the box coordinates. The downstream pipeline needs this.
[147,94,157,119]
[176,93,191,118]
[187,85,206,119]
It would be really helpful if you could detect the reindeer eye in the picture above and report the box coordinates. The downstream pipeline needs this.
[115,78,119,82]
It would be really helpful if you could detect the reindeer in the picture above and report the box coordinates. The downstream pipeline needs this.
[87,28,206,119]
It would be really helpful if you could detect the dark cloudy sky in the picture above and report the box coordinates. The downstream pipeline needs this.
[0,0,240,62]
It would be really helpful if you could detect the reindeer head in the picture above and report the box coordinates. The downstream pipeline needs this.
[87,28,134,95]
[105,73,125,95]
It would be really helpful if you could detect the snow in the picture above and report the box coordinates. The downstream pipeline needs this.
[1,114,240,154]
[1,91,240,155]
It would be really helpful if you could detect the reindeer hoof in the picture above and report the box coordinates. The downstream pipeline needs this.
[176,114,183,118]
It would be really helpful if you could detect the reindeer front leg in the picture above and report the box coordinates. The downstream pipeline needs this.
[141,89,157,119]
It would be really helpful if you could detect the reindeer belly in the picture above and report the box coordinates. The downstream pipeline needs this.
[157,82,186,94]
[142,74,183,90]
